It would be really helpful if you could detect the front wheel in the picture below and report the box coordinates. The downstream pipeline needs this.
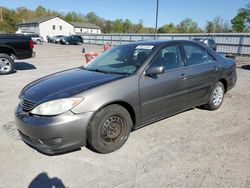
[203,81,225,110]
[0,54,15,75]
[87,104,132,153]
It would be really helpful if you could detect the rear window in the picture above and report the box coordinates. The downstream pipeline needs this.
[183,44,215,66]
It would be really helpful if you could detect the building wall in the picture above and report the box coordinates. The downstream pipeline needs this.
[74,27,101,34]
[39,17,75,41]
[16,23,40,34]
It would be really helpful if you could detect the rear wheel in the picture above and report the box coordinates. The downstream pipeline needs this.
[0,54,15,75]
[87,104,132,153]
[203,81,225,110]
[36,40,42,45]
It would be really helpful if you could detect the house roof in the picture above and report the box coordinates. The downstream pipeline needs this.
[70,22,101,29]
[18,16,59,25]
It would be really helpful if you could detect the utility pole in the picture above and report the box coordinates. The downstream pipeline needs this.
[154,0,159,39]
[0,8,3,22]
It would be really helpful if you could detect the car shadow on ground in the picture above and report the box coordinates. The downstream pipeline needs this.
[28,172,65,188]
[241,64,250,70]
[15,62,36,71]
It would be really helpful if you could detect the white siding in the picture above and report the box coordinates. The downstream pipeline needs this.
[16,23,40,34]
[39,17,74,41]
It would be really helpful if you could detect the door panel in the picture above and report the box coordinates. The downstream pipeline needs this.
[140,68,188,123]
[182,43,220,107]
[139,44,188,123]
[187,62,220,106]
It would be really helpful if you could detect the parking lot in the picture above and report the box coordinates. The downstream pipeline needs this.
[0,43,250,188]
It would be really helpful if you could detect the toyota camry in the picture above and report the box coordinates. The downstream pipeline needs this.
[15,40,237,154]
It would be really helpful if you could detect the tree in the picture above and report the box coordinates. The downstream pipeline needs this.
[35,5,47,17]
[205,16,231,33]
[123,19,132,33]
[103,20,112,33]
[206,21,214,33]
[86,12,98,24]
[158,23,178,33]
[64,11,82,22]
[177,17,203,33]
[231,3,250,32]
[130,19,144,33]
[112,19,124,33]
[0,7,20,33]
[16,7,35,22]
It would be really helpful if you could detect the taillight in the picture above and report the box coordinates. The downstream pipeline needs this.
[29,39,34,49]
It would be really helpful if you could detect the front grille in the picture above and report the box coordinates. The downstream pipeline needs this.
[20,99,37,112]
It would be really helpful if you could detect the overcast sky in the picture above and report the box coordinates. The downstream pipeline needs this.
[0,0,249,28]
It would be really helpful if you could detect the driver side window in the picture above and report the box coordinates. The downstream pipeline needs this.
[151,45,182,71]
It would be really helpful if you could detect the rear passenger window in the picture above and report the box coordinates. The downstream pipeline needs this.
[151,45,182,70]
[184,44,215,66]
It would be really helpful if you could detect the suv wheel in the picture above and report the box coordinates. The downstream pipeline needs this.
[0,53,15,75]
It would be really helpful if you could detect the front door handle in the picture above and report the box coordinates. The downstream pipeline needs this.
[180,73,187,80]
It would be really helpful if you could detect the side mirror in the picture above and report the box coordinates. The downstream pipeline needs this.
[145,66,165,76]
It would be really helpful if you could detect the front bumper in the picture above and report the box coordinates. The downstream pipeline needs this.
[15,105,93,154]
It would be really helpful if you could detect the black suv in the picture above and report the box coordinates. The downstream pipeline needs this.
[60,35,83,45]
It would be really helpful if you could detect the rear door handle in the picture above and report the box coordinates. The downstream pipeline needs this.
[180,73,187,80]
[214,66,219,71]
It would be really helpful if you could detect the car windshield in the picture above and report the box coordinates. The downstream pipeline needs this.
[84,44,155,75]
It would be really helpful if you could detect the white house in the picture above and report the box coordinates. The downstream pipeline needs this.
[71,22,101,34]
[16,16,101,41]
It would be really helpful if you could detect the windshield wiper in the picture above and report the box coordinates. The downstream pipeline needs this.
[83,67,129,75]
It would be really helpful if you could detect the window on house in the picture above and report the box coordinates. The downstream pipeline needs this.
[52,25,56,30]
[59,26,62,30]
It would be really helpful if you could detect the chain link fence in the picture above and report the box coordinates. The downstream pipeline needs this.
[78,33,250,56]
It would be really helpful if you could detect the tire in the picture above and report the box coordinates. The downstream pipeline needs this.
[203,81,225,110]
[36,40,41,45]
[0,53,15,75]
[87,104,132,153]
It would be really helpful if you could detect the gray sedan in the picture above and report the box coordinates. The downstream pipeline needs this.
[15,40,237,154]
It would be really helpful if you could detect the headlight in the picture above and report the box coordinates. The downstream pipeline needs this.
[31,98,83,116]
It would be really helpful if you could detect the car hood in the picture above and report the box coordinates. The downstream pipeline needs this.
[20,68,124,103]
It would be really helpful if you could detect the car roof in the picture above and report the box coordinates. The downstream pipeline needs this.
[119,40,202,47]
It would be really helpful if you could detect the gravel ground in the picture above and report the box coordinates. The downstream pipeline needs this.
[0,43,249,188]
